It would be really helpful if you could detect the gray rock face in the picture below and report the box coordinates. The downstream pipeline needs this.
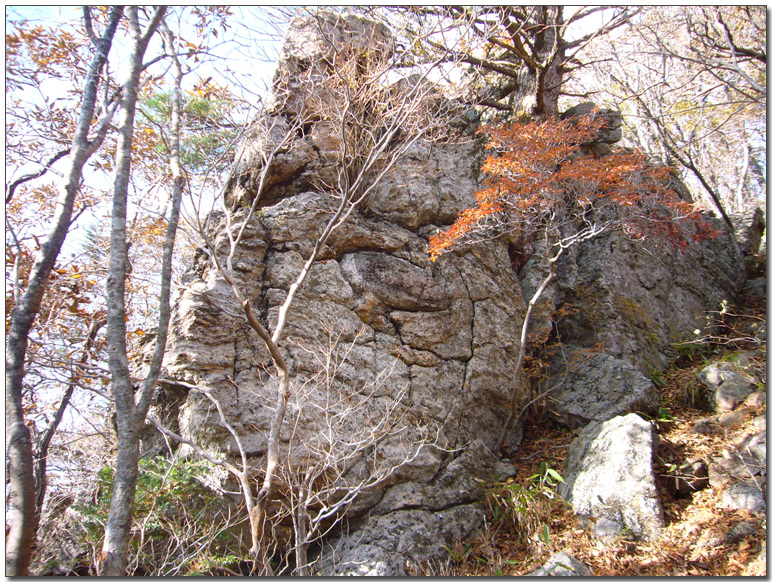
[530,552,594,576]
[371,440,517,515]
[548,353,659,429]
[744,277,767,300]
[731,206,766,256]
[158,11,751,572]
[272,12,394,118]
[322,504,485,576]
[320,440,513,575]
[339,251,450,312]
[528,218,745,374]
[558,414,664,540]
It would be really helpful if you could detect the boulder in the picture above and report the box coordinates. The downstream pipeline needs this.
[157,10,753,569]
[548,353,659,429]
[561,101,623,144]
[558,414,664,540]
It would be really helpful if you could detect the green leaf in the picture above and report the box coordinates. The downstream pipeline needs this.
[539,523,551,547]
[547,468,564,483]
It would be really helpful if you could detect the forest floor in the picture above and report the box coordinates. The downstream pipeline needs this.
[416,292,767,577]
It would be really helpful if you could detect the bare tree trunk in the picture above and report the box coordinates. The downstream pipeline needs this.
[4,7,123,575]
[294,480,311,577]
[250,370,290,573]
[533,6,565,118]
[34,317,106,527]
[493,222,610,458]
[99,7,167,576]
[493,239,561,458]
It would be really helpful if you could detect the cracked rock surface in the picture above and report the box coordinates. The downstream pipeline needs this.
[156,12,749,575]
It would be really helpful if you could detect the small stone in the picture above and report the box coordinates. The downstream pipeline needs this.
[706,537,723,548]
[692,418,719,435]
[719,409,747,429]
[531,552,593,577]
[722,480,766,513]
[744,431,766,467]
[744,391,766,409]
[753,415,766,431]
[723,521,757,544]
[697,362,757,412]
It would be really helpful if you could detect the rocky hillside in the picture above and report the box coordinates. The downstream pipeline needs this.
[153,13,765,575]
[414,290,766,576]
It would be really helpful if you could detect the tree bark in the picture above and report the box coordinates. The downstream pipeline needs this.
[34,317,106,529]
[99,7,166,576]
[532,6,565,118]
[4,7,123,575]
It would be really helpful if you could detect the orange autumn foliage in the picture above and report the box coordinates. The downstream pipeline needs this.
[429,115,706,260]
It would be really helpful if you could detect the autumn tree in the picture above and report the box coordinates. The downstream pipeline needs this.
[362,6,641,118]
[573,6,766,226]
[97,6,181,576]
[5,7,124,575]
[6,6,284,574]
[429,113,711,457]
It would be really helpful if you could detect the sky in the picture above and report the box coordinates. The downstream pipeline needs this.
[6,6,287,110]
[5,6,294,434]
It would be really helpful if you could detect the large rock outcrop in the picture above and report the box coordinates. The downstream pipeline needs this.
[157,12,748,574]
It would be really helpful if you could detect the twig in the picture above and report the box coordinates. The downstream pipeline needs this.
[519,444,571,461]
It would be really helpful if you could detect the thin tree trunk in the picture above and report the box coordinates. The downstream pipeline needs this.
[293,471,313,576]
[734,139,750,213]
[99,7,166,576]
[34,317,106,528]
[4,8,123,575]
[493,242,562,458]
